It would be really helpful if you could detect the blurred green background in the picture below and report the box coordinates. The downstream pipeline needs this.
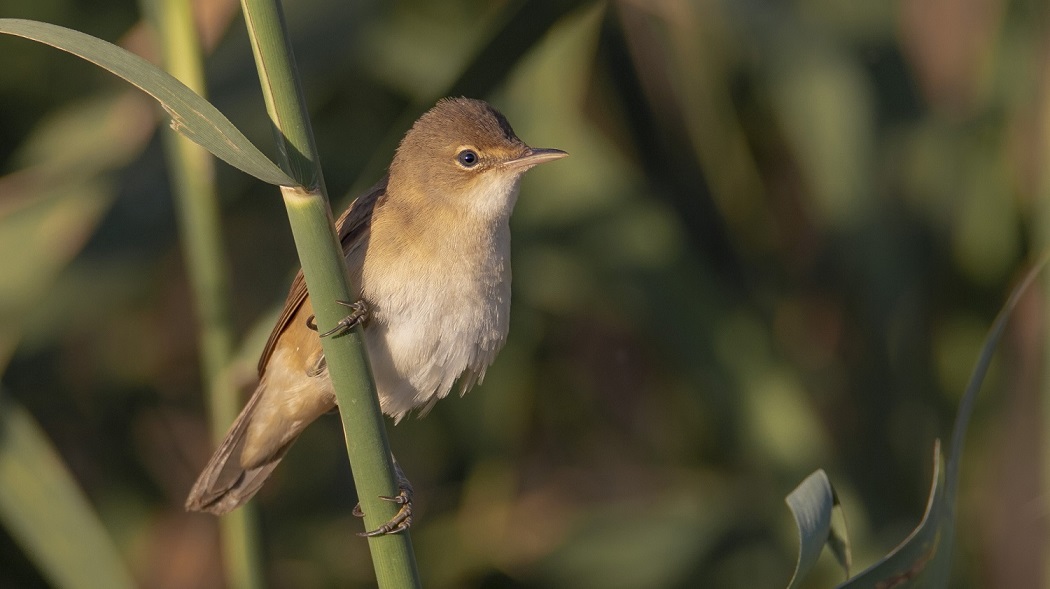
[1,0,1047,587]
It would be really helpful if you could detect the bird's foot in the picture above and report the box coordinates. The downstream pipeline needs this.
[305,299,369,337]
[354,463,414,537]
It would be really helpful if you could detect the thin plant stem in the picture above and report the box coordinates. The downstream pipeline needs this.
[145,0,264,586]
[1037,29,1050,589]
[237,0,421,585]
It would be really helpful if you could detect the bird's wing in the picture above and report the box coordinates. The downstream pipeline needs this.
[257,176,389,375]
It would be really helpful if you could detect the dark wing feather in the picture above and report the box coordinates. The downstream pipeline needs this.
[256,176,389,374]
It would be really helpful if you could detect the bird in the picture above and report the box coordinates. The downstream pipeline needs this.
[185,97,567,535]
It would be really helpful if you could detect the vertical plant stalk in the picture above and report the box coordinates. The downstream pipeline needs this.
[1040,46,1050,589]
[237,0,421,586]
[1037,31,1050,589]
[145,0,264,587]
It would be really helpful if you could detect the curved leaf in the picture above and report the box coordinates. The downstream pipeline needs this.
[785,469,851,588]
[945,254,1050,498]
[0,19,295,187]
[837,256,1049,587]
[838,443,949,588]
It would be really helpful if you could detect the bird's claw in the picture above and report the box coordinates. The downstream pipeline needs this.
[355,487,413,537]
[305,299,369,338]
[355,461,414,537]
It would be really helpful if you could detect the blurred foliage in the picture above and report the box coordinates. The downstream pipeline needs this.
[1,0,1048,587]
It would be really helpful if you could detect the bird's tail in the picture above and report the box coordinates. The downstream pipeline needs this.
[185,387,290,515]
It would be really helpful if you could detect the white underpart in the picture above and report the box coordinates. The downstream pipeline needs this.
[360,171,523,421]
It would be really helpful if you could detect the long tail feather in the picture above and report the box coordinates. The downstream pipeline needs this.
[185,387,289,515]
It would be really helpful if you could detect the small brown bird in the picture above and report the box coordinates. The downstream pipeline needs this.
[185,98,566,534]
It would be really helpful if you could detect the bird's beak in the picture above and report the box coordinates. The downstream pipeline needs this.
[504,147,568,171]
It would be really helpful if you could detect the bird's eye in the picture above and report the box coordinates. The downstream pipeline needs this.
[457,149,479,168]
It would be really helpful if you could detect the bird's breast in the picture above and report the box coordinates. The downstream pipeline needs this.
[356,225,512,420]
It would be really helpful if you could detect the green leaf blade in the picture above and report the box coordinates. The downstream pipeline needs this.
[0,395,136,589]
[785,469,851,588]
[0,18,295,187]
[838,443,949,588]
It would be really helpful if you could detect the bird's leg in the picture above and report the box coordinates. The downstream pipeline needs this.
[305,299,369,337]
[354,457,414,537]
